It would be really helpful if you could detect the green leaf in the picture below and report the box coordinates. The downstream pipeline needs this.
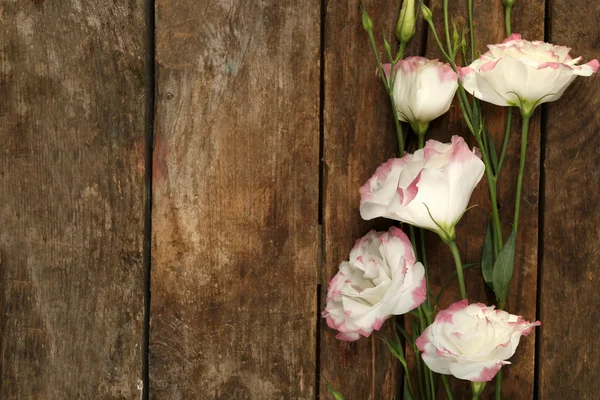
[396,323,415,347]
[324,378,345,400]
[492,230,517,306]
[380,335,406,365]
[435,263,478,306]
[481,222,495,287]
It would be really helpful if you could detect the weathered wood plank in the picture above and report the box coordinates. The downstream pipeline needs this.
[320,1,425,398]
[539,2,600,398]
[422,1,544,398]
[0,0,148,398]
[149,1,320,398]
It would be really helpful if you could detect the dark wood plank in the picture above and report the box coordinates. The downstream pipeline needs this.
[539,2,600,398]
[320,1,425,398]
[422,1,544,398]
[0,1,148,398]
[149,1,320,398]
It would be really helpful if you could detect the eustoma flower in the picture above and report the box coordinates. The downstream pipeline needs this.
[384,57,458,135]
[416,300,540,382]
[359,136,484,241]
[322,227,426,341]
[459,33,599,116]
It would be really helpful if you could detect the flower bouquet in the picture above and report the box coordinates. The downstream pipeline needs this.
[322,1,598,398]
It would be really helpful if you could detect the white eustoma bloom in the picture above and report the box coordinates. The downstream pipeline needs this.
[322,227,426,341]
[359,136,484,240]
[416,300,540,382]
[384,57,458,134]
[459,33,599,115]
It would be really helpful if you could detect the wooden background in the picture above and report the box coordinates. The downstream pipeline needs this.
[0,0,598,398]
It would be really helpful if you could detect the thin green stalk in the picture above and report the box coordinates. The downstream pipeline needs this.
[513,114,532,234]
[365,29,405,155]
[419,229,427,271]
[468,0,475,62]
[441,376,454,400]
[411,316,429,400]
[426,20,453,65]
[446,240,466,299]
[473,133,503,256]
[409,225,418,258]
[427,369,436,400]
[417,308,435,399]
[496,109,513,177]
[505,5,513,37]
[495,369,502,400]
[400,359,416,400]
[443,0,452,55]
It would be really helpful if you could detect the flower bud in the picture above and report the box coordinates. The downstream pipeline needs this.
[396,0,416,43]
[361,8,373,32]
[420,3,433,23]
[452,21,459,46]
[503,0,516,7]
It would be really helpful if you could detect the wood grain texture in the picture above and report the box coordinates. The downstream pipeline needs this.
[539,2,600,398]
[422,1,544,398]
[0,0,147,398]
[149,0,320,398]
[320,1,424,398]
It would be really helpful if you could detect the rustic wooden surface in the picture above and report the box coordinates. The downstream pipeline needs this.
[422,1,544,398]
[320,1,426,398]
[149,0,320,398]
[539,1,600,399]
[0,0,148,398]
[1,0,599,399]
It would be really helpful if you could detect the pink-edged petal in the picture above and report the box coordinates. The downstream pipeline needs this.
[502,33,522,43]
[574,59,600,76]
[448,359,507,382]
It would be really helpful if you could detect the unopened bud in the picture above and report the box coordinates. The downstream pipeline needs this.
[503,0,516,7]
[452,21,459,46]
[361,8,373,32]
[396,0,416,43]
[420,3,433,23]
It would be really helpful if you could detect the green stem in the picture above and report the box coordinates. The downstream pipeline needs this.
[426,21,453,64]
[419,229,428,271]
[495,369,502,400]
[418,133,425,149]
[447,240,466,299]
[442,376,454,400]
[473,382,487,400]
[514,114,531,234]
[365,29,405,155]
[427,368,436,400]
[496,109,513,176]
[417,308,435,399]
[505,5,513,37]
[411,314,433,399]
[409,225,418,258]
[443,0,452,55]
[401,361,416,400]
[474,133,503,256]
[468,0,475,62]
